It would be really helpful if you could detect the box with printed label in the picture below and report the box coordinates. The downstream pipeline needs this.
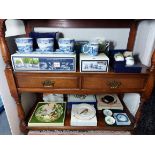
[80,53,109,72]
[11,53,76,72]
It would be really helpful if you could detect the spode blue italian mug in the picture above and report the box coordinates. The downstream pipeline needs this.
[82,42,99,56]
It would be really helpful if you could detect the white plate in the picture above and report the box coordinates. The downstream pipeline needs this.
[103,109,113,116]
[105,116,115,125]
[73,103,96,120]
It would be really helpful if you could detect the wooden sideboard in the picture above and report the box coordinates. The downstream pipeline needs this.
[0,19,155,134]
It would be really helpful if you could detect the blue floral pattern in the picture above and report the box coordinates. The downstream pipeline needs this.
[15,38,33,53]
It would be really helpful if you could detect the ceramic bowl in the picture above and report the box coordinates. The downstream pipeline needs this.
[15,37,33,53]
[125,57,135,66]
[105,116,115,125]
[103,109,113,116]
[58,38,74,53]
[37,38,54,52]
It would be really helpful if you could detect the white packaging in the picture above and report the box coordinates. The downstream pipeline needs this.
[71,104,97,126]
[43,94,64,102]
[80,53,109,72]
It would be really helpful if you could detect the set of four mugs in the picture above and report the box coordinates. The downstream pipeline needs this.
[15,37,99,56]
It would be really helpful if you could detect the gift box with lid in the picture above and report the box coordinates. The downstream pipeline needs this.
[67,94,97,109]
[11,52,76,72]
[80,53,109,72]
[109,50,142,73]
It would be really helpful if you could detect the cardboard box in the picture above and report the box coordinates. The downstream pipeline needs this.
[11,53,76,72]
[97,94,123,110]
[67,94,97,109]
[80,53,109,72]
[70,104,97,126]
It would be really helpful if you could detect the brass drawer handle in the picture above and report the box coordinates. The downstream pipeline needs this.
[42,80,55,87]
[107,80,121,89]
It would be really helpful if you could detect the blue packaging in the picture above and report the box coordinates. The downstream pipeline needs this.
[67,94,97,109]
[109,49,142,73]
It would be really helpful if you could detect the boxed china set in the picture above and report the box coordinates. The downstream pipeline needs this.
[12,31,143,73]
[96,94,123,110]
[70,103,97,126]
[11,53,76,72]
[12,33,112,73]
[67,94,97,109]
[28,93,131,127]
[109,49,142,73]
[28,102,66,127]
[80,53,109,72]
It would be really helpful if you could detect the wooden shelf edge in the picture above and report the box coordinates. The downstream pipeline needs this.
[18,88,145,94]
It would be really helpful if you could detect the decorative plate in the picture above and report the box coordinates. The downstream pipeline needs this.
[116,114,128,122]
[103,109,113,116]
[73,103,96,120]
[101,94,117,104]
[105,116,115,125]
[35,103,63,122]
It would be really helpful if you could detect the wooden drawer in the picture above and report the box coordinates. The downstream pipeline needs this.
[15,75,79,89]
[82,76,146,90]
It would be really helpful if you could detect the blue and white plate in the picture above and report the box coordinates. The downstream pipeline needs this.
[116,114,128,122]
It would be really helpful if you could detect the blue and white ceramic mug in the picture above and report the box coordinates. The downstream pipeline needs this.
[82,42,99,56]
[58,38,74,53]
[15,38,33,53]
[37,38,54,52]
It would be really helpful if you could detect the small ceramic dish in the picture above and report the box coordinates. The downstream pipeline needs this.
[105,116,115,125]
[103,109,113,116]
[125,57,135,66]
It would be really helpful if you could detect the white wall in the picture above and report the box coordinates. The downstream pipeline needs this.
[0,52,36,134]
[0,20,36,135]
[133,20,155,67]
[35,27,130,49]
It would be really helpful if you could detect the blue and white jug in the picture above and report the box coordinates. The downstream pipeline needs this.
[82,42,99,56]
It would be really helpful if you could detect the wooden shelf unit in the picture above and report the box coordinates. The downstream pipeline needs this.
[0,19,155,134]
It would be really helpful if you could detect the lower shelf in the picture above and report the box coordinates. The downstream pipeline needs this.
[26,93,135,132]
[27,110,135,131]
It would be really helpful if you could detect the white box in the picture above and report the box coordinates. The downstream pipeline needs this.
[80,53,109,72]
[67,94,97,109]
[11,52,76,72]
[113,113,131,125]
[70,104,97,126]
[97,94,123,110]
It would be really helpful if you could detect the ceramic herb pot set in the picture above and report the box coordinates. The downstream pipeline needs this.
[15,37,104,56]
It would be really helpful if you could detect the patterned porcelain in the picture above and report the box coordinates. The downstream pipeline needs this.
[82,42,99,56]
[105,116,115,125]
[15,38,33,53]
[58,38,74,53]
[37,38,54,52]
[58,38,74,44]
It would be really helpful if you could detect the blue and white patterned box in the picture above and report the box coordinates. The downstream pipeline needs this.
[11,53,76,72]
[67,94,97,109]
